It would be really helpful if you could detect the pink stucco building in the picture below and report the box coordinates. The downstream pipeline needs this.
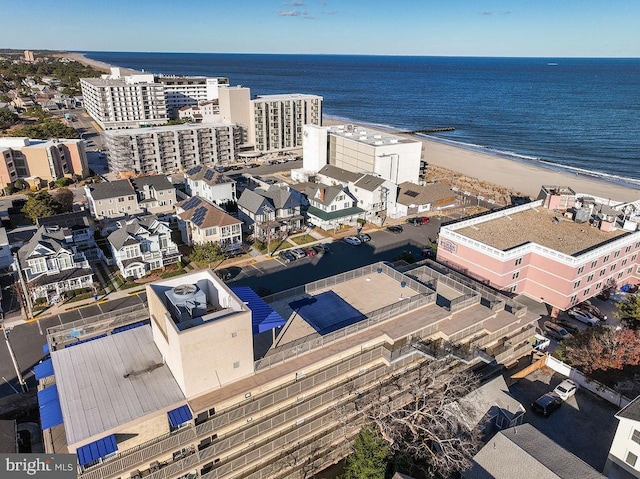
[437,186,640,311]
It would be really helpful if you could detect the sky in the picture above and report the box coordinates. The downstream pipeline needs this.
[1,0,639,57]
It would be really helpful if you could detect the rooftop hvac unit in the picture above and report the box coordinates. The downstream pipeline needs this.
[149,462,160,473]
[130,470,141,479]
[573,208,590,223]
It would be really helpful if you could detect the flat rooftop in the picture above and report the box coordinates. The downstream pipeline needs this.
[328,124,414,147]
[253,93,321,101]
[455,206,628,256]
[51,326,185,445]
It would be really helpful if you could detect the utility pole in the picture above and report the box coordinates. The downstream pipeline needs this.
[1,320,28,392]
[13,253,33,320]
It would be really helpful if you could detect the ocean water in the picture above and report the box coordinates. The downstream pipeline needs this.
[82,52,640,186]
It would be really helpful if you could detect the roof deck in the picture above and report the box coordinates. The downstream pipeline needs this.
[455,206,627,256]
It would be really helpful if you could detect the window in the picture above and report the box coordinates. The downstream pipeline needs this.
[626,451,638,467]
[233,361,240,369]
[570,295,578,305]
[604,255,610,262]
[611,264,616,272]
[512,272,519,280]
[573,280,581,289]
[596,282,602,290]
[57,254,72,270]
[583,288,590,296]
[615,251,620,258]
[623,259,628,266]
[587,274,594,282]
[508,285,517,293]
[600,269,606,277]
[118,197,124,202]
[631,430,640,445]
[29,257,47,274]
[626,246,632,253]
[633,254,638,262]
[618,272,624,279]
[591,260,598,268]
[577,266,584,274]
[515,258,522,266]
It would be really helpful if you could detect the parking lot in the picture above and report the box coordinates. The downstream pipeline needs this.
[508,367,619,471]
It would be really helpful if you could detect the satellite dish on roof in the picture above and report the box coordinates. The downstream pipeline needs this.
[173,284,197,296]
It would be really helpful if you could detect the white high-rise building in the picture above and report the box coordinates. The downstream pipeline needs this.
[80,68,229,130]
[104,123,241,175]
[250,94,322,153]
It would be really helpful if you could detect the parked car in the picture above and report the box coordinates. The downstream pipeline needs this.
[344,236,362,246]
[554,318,580,334]
[304,248,317,256]
[407,216,430,226]
[531,393,563,417]
[553,379,578,401]
[386,225,404,234]
[291,249,307,259]
[278,251,295,263]
[356,233,371,243]
[542,321,573,341]
[214,266,241,282]
[576,301,607,321]
[312,244,330,254]
[421,248,435,259]
[567,308,599,326]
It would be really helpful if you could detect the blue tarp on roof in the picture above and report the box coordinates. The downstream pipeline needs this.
[167,404,193,429]
[34,358,54,380]
[231,286,286,334]
[42,343,49,355]
[37,385,63,430]
[76,434,117,466]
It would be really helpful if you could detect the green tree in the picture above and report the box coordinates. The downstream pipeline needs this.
[342,427,389,479]
[0,107,19,129]
[54,177,73,188]
[52,187,74,213]
[10,119,78,139]
[616,294,640,330]
[13,178,28,191]
[21,191,59,223]
[190,242,224,264]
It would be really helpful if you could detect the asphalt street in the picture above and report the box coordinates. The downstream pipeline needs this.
[0,292,146,398]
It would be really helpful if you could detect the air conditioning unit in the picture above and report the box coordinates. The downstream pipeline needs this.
[130,470,141,479]
[150,461,160,473]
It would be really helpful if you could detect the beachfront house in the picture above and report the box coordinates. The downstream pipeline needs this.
[300,183,364,231]
[392,181,457,217]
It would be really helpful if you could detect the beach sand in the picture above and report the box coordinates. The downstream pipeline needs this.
[323,117,639,204]
[54,52,140,76]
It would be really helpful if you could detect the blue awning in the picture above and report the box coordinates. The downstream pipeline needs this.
[76,434,117,466]
[231,287,286,334]
[167,404,193,428]
[34,358,54,380]
[42,343,50,355]
[37,385,63,430]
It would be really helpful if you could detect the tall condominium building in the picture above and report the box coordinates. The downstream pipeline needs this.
[437,186,640,312]
[80,69,229,130]
[249,94,322,153]
[159,75,228,115]
[0,137,89,189]
[104,123,241,175]
[39,262,538,479]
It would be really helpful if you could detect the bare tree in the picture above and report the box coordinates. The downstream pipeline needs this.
[364,359,482,478]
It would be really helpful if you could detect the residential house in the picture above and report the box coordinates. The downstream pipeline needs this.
[107,215,181,280]
[17,225,93,303]
[37,210,96,251]
[237,186,304,239]
[463,424,605,479]
[176,196,242,247]
[605,395,640,479]
[0,228,12,268]
[300,183,364,231]
[393,181,457,217]
[316,164,396,221]
[130,175,177,216]
[84,180,143,220]
[184,165,236,206]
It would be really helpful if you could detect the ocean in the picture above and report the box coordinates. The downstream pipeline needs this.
[81,52,640,187]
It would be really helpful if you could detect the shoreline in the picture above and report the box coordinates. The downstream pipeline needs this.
[323,115,639,203]
[55,52,637,203]
[56,51,140,76]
